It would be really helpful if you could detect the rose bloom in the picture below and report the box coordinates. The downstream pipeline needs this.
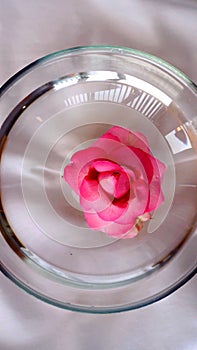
[64,126,165,238]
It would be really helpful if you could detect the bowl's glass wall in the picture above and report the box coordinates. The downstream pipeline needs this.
[0,47,196,313]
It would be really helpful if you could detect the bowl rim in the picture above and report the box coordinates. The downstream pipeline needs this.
[0,45,197,97]
[1,262,197,314]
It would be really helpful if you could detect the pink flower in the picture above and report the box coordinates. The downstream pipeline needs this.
[64,126,166,238]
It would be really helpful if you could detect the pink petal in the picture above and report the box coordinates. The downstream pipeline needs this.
[100,126,130,143]
[109,144,148,182]
[100,219,136,236]
[127,131,150,153]
[129,149,165,212]
[99,126,150,153]
[71,147,105,166]
[98,172,117,196]
[115,179,149,225]
[97,200,128,221]
[131,147,166,184]
[145,181,164,212]
[80,185,113,214]
[84,211,136,236]
[80,177,99,201]
[153,158,166,180]
[92,137,148,183]
[121,226,139,239]
[115,172,130,198]
[122,166,138,182]
[93,137,121,155]
[63,163,80,193]
[84,211,110,229]
[130,147,154,183]
[147,156,165,211]
[64,147,105,194]
[93,160,120,172]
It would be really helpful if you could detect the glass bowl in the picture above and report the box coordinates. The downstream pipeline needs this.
[0,46,196,313]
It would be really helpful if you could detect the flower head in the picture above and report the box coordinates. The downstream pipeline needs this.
[64,126,165,238]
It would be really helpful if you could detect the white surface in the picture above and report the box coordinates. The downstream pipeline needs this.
[0,1,197,349]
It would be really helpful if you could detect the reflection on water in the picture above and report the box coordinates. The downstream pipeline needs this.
[165,125,192,154]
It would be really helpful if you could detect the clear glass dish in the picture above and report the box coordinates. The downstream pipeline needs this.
[0,46,196,313]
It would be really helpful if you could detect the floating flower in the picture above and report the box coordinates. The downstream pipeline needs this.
[64,126,165,238]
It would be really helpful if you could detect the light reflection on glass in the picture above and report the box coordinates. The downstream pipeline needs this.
[36,116,43,123]
[55,71,172,106]
[165,125,192,154]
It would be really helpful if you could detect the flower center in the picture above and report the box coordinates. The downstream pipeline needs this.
[98,170,130,199]
[99,172,118,195]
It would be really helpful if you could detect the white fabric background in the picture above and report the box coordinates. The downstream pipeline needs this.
[0,1,197,349]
